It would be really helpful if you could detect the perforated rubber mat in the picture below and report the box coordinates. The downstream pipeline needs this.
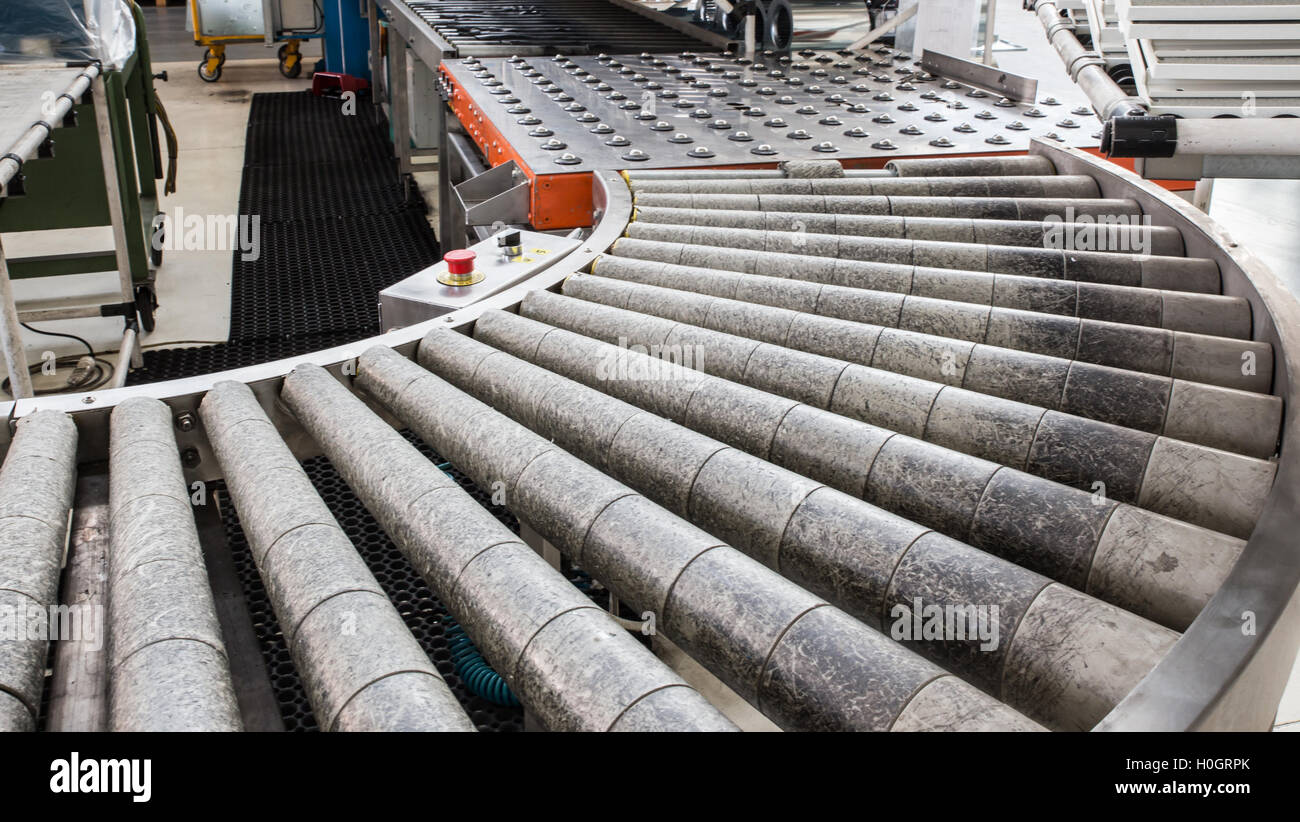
[129,91,441,386]
[217,430,526,733]
[229,210,440,341]
[243,91,393,168]
[239,161,410,222]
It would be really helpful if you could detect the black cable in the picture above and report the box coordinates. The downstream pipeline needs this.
[2,356,114,397]
[20,321,95,359]
[3,321,115,396]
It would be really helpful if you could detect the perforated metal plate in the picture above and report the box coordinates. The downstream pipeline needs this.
[440,46,1102,172]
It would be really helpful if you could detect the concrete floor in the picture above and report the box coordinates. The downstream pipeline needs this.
[2,0,1299,730]
[1,7,324,385]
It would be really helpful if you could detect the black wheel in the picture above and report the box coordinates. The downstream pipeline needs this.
[766,0,793,50]
[279,58,302,79]
[278,44,288,60]
[134,285,157,333]
[198,59,221,82]
[149,215,165,267]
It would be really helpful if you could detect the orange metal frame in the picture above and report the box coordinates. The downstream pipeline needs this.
[442,63,1194,232]
[444,64,594,230]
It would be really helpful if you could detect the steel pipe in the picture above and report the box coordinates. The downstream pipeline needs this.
[608,236,1251,340]
[1173,119,1300,158]
[417,322,1181,730]
[0,65,100,190]
[279,362,733,732]
[199,381,475,732]
[0,411,77,731]
[107,398,242,731]
[1035,1,1145,121]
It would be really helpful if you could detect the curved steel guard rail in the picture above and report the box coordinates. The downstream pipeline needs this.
[2,144,1298,731]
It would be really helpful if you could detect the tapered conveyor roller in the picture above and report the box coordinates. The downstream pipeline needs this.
[471,306,1248,631]
[884,155,1061,177]
[610,237,1250,339]
[107,398,242,731]
[0,411,77,732]
[631,193,1147,223]
[559,275,1276,535]
[414,324,1185,731]
[356,343,1046,732]
[279,363,734,732]
[630,207,1185,257]
[526,286,1280,469]
[585,260,1268,395]
[588,256,1254,386]
[199,382,476,732]
[621,174,1102,198]
[622,223,1220,293]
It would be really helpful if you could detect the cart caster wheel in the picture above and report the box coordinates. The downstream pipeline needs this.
[134,285,158,333]
[279,58,302,79]
[198,60,222,83]
[278,44,288,60]
[149,213,166,268]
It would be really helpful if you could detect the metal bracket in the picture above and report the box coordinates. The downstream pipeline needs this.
[453,160,531,227]
[920,49,1038,103]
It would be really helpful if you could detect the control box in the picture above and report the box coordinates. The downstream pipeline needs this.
[378,227,580,330]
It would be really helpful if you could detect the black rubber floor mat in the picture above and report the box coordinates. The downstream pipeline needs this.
[132,90,440,385]
[239,161,412,223]
[216,430,525,733]
[126,330,364,385]
[229,210,439,341]
[242,92,392,168]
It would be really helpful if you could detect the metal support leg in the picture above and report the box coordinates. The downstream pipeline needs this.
[92,74,145,371]
[982,0,998,66]
[1193,178,1215,212]
[0,238,33,399]
[367,0,384,118]
[391,40,414,202]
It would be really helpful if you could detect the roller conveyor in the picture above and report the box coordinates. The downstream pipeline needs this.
[2,143,1299,733]
[0,412,76,732]
[107,399,241,731]
[279,363,734,732]
[394,0,723,55]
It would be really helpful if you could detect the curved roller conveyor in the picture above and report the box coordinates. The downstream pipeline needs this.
[2,143,1298,732]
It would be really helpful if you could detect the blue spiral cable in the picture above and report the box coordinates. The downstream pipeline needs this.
[444,618,520,707]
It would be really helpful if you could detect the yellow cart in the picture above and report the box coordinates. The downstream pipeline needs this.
[190,0,323,82]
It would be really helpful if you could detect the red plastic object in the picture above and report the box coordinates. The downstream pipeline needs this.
[311,72,371,97]
[444,249,477,276]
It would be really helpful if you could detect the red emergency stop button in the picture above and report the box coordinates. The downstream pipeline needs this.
[437,249,484,286]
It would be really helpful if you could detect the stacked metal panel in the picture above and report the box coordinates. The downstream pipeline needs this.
[1116,0,1300,116]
